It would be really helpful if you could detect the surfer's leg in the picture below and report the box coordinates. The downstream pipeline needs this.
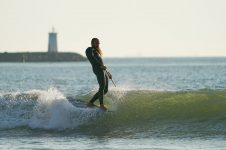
[96,71,108,111]
[98,79,105,105]
[89,70,105,105]
[89,92,99,103]
[89,70,102,103]
[104,74,108,95]
[97,71,106,105]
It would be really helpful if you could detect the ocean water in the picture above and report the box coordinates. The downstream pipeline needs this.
[0,57,226,150]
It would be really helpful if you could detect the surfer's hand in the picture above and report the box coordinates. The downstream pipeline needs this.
[101,65,107,70]
[107,72,112,79]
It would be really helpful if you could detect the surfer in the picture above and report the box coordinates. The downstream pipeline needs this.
[86,38,112,111]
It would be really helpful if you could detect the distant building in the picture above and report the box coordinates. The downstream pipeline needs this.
[48,27,58,53]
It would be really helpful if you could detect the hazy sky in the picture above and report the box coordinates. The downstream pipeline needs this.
[1,0,226,57]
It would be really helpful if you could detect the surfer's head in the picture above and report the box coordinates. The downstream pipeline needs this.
[91,38,102,56]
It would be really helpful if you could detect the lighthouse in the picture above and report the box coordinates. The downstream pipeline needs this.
[48,27,58,53]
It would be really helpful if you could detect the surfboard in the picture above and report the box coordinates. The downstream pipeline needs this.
[67,97,112,112]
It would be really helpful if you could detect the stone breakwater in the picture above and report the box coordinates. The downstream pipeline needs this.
[0,52,87,62]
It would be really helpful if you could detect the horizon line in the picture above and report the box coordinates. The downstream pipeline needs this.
[1,51,226,58]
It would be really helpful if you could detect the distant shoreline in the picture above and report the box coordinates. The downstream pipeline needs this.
[0,52,87,62]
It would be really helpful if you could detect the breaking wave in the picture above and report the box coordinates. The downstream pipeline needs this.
[1,87,226,136]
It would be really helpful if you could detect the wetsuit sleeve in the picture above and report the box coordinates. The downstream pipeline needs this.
[92,49,104,66]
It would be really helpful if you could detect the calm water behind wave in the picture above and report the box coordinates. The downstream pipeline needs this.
[0,57,226,94]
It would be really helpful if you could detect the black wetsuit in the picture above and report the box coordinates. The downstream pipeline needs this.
[86,47,108,105]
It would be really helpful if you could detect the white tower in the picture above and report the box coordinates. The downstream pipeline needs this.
[48,27,58,53]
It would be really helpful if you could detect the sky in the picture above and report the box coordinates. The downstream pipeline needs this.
[0,0,226,57]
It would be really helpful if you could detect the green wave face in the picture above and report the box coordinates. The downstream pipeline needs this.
[115,90,226,121]
[84,90,226,135]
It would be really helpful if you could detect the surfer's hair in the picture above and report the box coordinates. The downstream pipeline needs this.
[91,38,102,56]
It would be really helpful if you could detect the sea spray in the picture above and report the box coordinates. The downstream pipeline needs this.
[28,88,101,129]
[29,88,72,129]
[0,91,36,128]
[0,88,101,130]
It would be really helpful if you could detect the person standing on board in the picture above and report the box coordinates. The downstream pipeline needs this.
[85,38,112,111]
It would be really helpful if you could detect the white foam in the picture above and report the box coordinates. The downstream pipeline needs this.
[0,87,101,130]
[28,87,99,130]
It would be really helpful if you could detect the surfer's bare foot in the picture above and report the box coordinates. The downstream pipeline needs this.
[87,102,96,107]
[100,104,107,111]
